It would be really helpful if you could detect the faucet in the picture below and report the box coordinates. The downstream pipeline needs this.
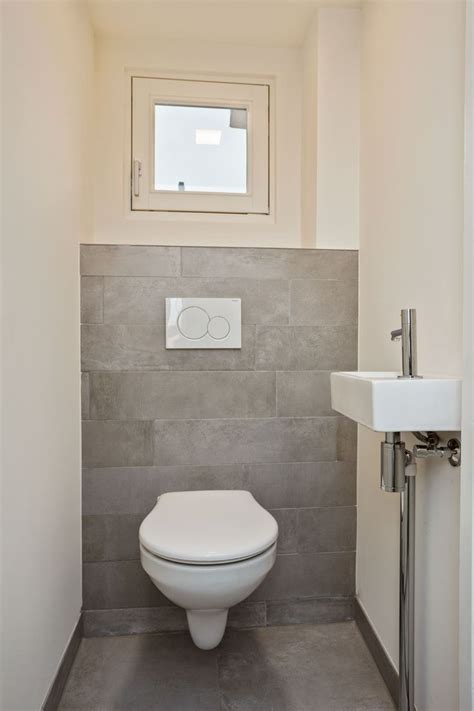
[390,308,421,379]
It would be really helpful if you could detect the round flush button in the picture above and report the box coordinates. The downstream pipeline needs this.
[208,315,231,340]
[177,306,209,340]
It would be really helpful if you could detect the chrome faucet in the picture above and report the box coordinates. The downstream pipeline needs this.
[390,309,421,379]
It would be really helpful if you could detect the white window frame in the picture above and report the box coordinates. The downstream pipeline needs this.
[131,75,270,215]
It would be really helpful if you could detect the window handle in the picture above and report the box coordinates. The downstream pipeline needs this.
[132,159,142,197]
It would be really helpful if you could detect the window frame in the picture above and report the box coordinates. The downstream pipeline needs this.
[130,74,271,215]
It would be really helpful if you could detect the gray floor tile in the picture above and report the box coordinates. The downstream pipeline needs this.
[218,624,394,711]
[60,634,220,710]
[60,622,393,711]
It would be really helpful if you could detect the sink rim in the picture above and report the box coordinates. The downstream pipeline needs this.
[332,371,462,382]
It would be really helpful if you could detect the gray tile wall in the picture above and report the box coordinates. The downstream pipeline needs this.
[81,245,358,636]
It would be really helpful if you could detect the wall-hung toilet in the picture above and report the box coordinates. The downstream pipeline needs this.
[139,490,278,649]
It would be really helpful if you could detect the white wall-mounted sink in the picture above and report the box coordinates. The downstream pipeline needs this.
[330,371,462,432]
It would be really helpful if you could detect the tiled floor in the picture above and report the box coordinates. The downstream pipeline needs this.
[59,622,395,711]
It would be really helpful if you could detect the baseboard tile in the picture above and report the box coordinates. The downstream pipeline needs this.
[42,614,83,711]
[267,596,354,626]
[354,598,398,706]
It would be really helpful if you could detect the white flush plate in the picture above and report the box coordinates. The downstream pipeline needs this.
[166,298,241,349]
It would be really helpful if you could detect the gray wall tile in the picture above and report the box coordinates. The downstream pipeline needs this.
[256,325,358,371]
[83,599,355,638]
[83,601,266,638]
[82,465,249,516]
[80,245,359,621]
[83,514,143,562]
[296,507,357,553]
[82,421,153,468]
[81,245,181,277]
[83,606,187,637]
[266,597,354,626]
[81,276,103,323]
[154,417,337,466]
[270,509,297,553]
[83,560,171,609]
[276,371,333,417]
[247,462,356,509]
[81,324,256,371]
[227,602,267,629]
[89,371,276,420]
[337,417,358,462]
[289,325,357,370]
[103,277,289,326]
[82,462,356,516]
[182,247,358,280]
[255,326,291,370]
[252,552,355,600]
[290,279,358,326]
[82,467,156,516]
[81,373,90,420]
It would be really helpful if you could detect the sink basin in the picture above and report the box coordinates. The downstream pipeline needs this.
[330,371,462,432]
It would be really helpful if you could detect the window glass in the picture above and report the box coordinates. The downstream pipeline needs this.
[154,105,247,194]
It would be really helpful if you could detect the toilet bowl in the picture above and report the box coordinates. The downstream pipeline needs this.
[139,490,278,649]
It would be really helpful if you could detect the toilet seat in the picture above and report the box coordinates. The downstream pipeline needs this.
[139,490,278,565]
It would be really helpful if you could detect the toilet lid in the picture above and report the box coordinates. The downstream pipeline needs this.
[139,490,278,565]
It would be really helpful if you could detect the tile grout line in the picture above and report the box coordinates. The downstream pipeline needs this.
[82,550,357,565]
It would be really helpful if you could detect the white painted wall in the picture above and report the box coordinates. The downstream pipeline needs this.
[358,2,465,709]
[301,16,318,247]
[1,2,94,708]
[460,3,474,707]
[92,9,361,250]
[92,37,303,248]
[314,7,360,250]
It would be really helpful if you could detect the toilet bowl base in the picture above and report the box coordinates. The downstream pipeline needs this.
[186,608,228,650]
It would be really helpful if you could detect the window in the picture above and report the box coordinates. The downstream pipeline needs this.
[131,77,270,214]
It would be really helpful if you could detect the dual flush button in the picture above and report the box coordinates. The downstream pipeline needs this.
[177,307,230,341]
[166,298,242,349]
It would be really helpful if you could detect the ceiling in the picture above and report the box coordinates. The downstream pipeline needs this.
[87,0,352,48]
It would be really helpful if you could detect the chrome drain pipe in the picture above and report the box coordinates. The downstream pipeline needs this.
[380,430,460,711]
[399,456,416,711]
[380,434,415,711]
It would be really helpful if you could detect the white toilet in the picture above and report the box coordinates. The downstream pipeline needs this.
[139,490,278,650]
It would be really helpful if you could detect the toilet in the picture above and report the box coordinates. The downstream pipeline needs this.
[139,490,278,649]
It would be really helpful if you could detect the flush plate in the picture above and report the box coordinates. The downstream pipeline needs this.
[330,371,462,432]
[166,298,241,349]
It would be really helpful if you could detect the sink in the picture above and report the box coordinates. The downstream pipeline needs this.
[330,371,462,432]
